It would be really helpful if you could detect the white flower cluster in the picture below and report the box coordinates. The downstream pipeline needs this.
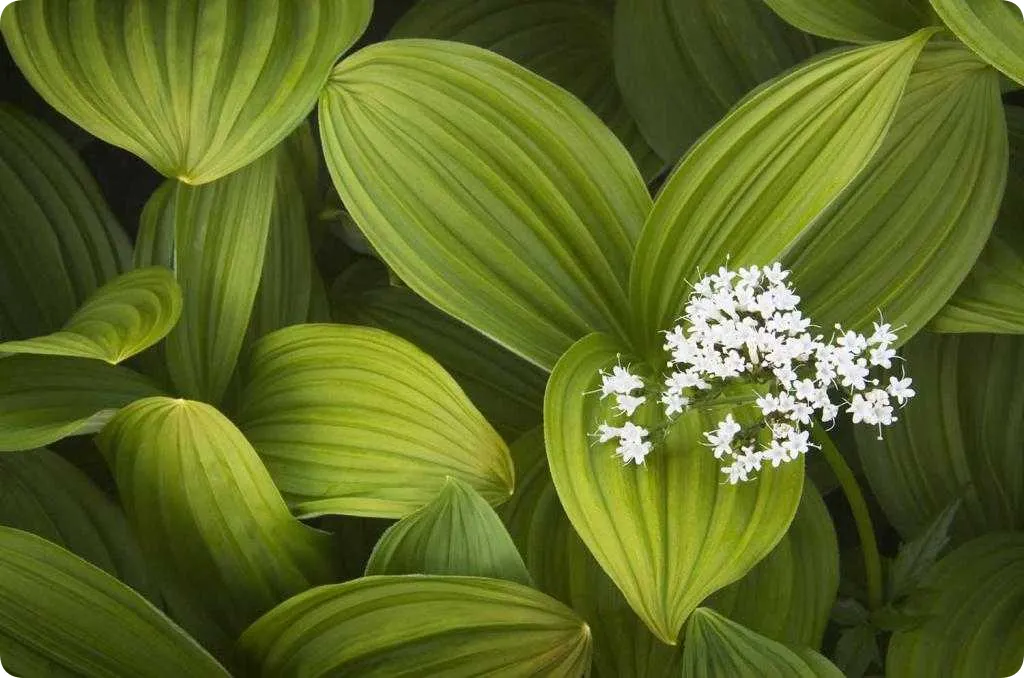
[592,262,915,483]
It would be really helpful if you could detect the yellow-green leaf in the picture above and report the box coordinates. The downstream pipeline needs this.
[236,324,514,519]
[320,39,652,370]
[545,333,804,643]
[96,397,339,650]
[928,0,1024,86]
[1,0,372,183]
[237,576,592,677]
[762,0,934,43]
[0,267,181,364]
[886,533,1024,677]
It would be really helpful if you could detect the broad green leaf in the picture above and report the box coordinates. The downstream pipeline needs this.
[0,527,228,678]
[0,267,181,364]
[835,625,881,678]
[1,0,372,184]
[928,0,1024,86]
[341,286,547,440]
[136,152,276,404]
[237,576,592,677]
[320,39,652,370]
[236,324,514,519]
[710,481,839,649]
[682,608,843,677]
[786,41,1007,340]
[0,355,160,452]
[613,0,816,161]
[886,533,1024,677]
[761,0,934,43]
[545,333,804,643]
[855,333,1024,542]
[887,501,959,600]
[391,0,662,179]
[0,448,156,600]
[0,105,130,340]
[630,31,933,351]
[366,477,531,585]
[96,397,339,646]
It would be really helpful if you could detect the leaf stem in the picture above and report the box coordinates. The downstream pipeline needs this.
[813,424,884,611]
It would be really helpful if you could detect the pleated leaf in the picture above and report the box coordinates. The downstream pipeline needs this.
[928,0,1024,86]
[681,608,843,678]
[0,448,156,600]
[0,527,228,678]
[855,333,1024,542]
[320,39,652,370]
[0,355,161,452]
[366,477,531,585]
[136,152,276,404]
[761,0,934,43]
[613,0,816,161]
[545,333,804,643]
[0,105,130,340]
[0,267,181,364]
[236,324,515,519]
[95,397,340,645]
[710,481,839,649]
[391,0,662,179]
[1,0,373,184]
[630,31,932,352]
[886,533,1024,677]
[785,41,1007,340]
[341,286,547,441]
[237,576,592,677]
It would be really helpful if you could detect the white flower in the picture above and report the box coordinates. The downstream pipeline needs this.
[722,462,749,485]
[789,402,814,425]
[618,422,648,446]
[763,440,789,467]
[615,394,646,416]
[869,345,896,369]
[869,322,898,345]
[600,365,644,398]
[737,445,762,473]
[763,262,790,285]
[847,394,875,425]
[661,392,689,416]
[837,330,868,354]
[783,428,814,457]
[617,440,652,465]
[756,393,779,415]
[595,423,620,443]
[887,376,915,405]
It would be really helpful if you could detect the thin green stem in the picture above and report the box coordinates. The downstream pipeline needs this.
[813,424,884,611]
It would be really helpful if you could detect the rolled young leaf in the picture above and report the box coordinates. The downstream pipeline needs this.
[320,39,652,370]
[237,576,592,677]
[1,0,372,184]
[236,324,515,518]
[928,0,1024,86]
[545,333,804,643]
[761,0,934,43]
[0,355,161,452]
[390,0,663,179]
[366,476,531,585]
[0,527,228,678]
[96,397,340,644]
[0,105,131,340]
[886,533,1024,677]
[0,267,182,364]
[629,30,933,354]
[614,0,816,161]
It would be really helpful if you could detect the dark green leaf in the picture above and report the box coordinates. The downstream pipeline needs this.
[762,0,934,43]
[888,501,959,600]
[833,624,880,678]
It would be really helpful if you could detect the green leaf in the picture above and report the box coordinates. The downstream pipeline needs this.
[320,39,652,370]
[886,533,1024,677]
[237,576,592,677]
[136,152,276,404]
[545,333,804,643]
[630,31,933,351]
[785,40,1006,340]
[928,0,1024,86]
[0,355,161,452]
[710,481,839,649]
[761,0,934,43]
[341,285,547,441]
[855,333,1024,542]
[0,448,157,601]
[391,0,663,179]
[613,0,816,161]
[1,0,372,184]
[236,324,515,519]
[0,527,228,678]
[833,624,881,678]
[0,267,181,364]
[888,501,959,600]
[366,477,531,585]
[95,397,339,647]
[0,105,131,340]
[681,608,843,677]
